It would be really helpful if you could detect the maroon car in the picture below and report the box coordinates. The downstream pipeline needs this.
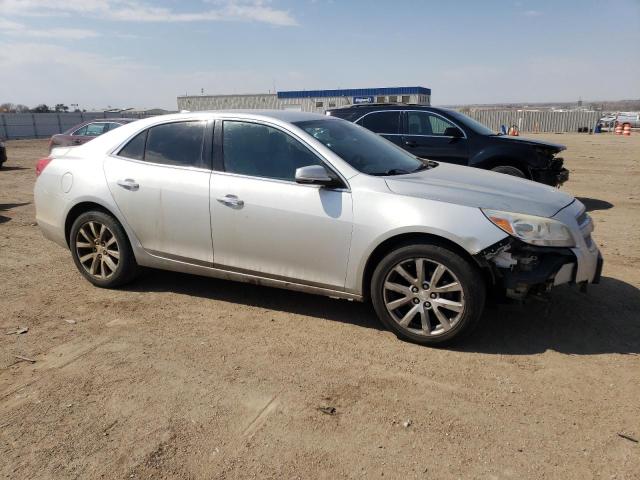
[48,118,136,151]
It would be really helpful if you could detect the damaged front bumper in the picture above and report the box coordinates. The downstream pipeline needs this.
[478,202,602,300]
[530,157,569,187]
[479,240,602,299]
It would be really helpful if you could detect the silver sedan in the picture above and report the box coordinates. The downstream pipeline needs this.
[34,111,602,345]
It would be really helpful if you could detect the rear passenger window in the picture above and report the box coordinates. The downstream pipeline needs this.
[358,111,400,134]
[117,121,206,168]
[118,130,147,160]
[145,122,205,167]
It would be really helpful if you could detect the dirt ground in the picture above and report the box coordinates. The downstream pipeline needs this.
[1,133,639,479]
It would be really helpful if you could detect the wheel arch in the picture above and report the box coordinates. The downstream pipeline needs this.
[361,232,486,301]
[476,156,531,178]
[64,201,120,248]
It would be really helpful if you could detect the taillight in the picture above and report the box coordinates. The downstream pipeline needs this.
[35,157,52,176]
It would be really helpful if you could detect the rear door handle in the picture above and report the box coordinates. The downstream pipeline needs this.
[216,194,244,208]
[117,179,139,191]
[404,140,418,147]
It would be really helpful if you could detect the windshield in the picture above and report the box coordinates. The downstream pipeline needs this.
[293,119,426,176]
[444,109,497,136]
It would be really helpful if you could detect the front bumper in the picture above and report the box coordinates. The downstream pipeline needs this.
[530,158,569,187]
[489,245,601,299]
[481,200,602,299]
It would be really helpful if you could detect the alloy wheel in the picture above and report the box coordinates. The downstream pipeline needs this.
[383,258,465,337]
[75,221,120,279]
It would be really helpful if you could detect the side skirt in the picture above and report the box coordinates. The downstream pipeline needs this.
[140,249,363,302]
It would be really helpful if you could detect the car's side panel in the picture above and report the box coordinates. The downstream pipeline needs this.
[210,172,354,289]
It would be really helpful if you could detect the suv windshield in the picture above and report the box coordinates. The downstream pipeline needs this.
[293,119,426,176]
[444,109,496,136]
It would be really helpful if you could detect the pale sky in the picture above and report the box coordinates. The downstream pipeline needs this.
[1,0,639,110]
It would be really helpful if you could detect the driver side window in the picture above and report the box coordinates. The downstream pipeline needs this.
[406,111,456,136]
[222,121,323,181]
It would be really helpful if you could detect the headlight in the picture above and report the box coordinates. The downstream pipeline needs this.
[482,209,575,247]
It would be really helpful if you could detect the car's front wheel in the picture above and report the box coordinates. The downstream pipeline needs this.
[371,244,485,345]
[69,211,138,288]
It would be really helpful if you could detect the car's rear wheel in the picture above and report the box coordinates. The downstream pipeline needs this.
[371,244,485,345]
[491,165,526,178]
[69,211,138,288]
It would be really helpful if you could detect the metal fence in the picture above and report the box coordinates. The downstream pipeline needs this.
[460,109,602,133]
[1,109,604,140]
[0,112,157,140]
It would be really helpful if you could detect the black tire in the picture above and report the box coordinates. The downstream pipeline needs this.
[69,210,138,288]
[371,243,485,346]
[491,165,526,178]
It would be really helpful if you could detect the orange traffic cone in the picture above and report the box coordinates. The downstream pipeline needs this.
[623,123,631,136]
[614,123,623,135]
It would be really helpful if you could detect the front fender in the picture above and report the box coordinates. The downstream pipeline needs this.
[344,188,508,294]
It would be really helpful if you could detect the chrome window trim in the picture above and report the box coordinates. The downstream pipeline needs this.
[108,117,211,156]
[212,169,351,193]
[404,110,468,139]
[354,109,468,139]
[218,116,351,191]
[106,154,213,174]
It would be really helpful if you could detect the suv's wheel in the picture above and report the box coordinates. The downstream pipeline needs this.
[371,244,485,345]
[491,165,526,178]
[69,211,138,288]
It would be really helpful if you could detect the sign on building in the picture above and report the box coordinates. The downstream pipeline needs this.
[353,96,375,104]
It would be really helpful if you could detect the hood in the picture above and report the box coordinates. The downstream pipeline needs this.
[384,163,574,218]
[492,135,566,152]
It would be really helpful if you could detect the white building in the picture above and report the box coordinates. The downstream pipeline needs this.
[177,86,431,113]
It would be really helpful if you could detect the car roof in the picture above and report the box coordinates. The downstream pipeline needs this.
[97,118,137,123]
[199,109,328,123]
[327,104,443,113]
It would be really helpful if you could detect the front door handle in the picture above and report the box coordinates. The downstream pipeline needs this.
[117,179,139,191]
[404,140,418,147]
[216,194,244,208]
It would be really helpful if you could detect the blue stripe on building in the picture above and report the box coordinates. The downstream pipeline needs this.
[277,86,431,99]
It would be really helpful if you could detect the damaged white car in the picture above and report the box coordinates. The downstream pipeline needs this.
[34,111,603,345]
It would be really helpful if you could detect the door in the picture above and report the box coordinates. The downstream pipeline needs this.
[211,120,353,289]
[355,110,404,148]
[401,111,468,165]
[104,120,214,265]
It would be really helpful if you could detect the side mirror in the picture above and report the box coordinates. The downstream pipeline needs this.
[295,165,341,187]
[444,127,463,138]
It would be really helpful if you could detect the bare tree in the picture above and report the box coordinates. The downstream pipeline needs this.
[31,104,51,113]
[0,103,16,112]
